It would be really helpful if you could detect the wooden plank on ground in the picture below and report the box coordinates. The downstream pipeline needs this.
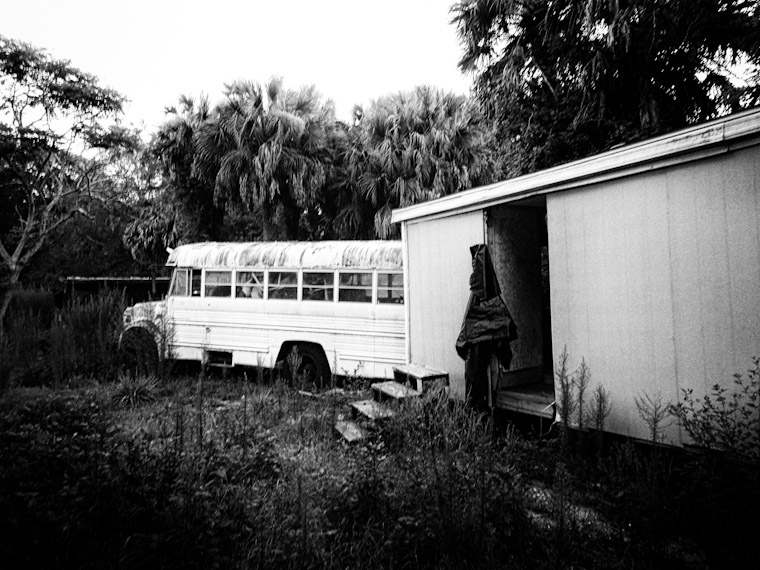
[371,381,421,401]
[351,399,395,421]
[335,420,367,443]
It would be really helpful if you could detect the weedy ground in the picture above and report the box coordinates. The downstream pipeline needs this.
[1,369,757,570]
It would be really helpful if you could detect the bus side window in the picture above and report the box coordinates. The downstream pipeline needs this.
[236,271,264,298]
[205,271,232,297]
[377,272,404,304]
[190,270,202,297]
[339,272,372,303]
[268,271,298,300]
[303,272,334,301]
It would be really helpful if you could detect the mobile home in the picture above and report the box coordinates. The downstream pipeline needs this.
[392,107,760,444]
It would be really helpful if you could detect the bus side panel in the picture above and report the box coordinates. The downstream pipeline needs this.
[166,296,405,379]
[168,296,272,365]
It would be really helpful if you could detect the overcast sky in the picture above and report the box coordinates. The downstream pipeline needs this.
[4,0,473,133]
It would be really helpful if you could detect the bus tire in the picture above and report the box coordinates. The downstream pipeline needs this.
[120,328,159,378]
[281,343,330,389]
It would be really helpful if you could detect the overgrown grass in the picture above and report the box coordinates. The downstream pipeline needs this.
[4,289,125,386]
[548,351,759,570]
[1,373,756,570]
[1,301,757,569]
[0,377,522,569]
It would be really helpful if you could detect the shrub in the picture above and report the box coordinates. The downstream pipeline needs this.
[670,356,759,461]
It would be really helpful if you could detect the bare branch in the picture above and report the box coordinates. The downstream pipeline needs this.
[0,239,13,267]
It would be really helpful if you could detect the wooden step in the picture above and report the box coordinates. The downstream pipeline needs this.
[371,381,421,402]
[393,363,449,393]
[334,420,367,443]
[351,399,395,421]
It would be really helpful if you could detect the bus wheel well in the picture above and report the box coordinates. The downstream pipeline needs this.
[120,327,159,377]
[276,342,331,388]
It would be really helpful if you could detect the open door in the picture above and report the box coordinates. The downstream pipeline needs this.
[486,201,554,417]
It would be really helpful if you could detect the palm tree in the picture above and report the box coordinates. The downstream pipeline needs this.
[345,86,499,238]
[194,79,336,240]
[150,94,223,244]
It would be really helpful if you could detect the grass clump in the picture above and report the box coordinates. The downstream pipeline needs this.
[111,373,158,408]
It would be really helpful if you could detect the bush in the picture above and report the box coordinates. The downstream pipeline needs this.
[670,356,760,461]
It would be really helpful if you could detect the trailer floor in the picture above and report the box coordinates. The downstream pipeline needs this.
[495,382,555,418]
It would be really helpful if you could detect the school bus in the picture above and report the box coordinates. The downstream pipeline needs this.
[120,241,406,383]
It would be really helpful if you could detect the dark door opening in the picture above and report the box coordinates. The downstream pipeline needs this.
[486,202,554,416]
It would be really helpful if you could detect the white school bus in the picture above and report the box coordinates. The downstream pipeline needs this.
[120,241,406,383]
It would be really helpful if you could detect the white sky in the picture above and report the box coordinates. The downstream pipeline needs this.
[4,0,473,133]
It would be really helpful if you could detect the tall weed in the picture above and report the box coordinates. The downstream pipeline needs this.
[5,289,125,387]
[331,396,531,568]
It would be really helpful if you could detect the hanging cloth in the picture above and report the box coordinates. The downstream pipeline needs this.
[455,244,517,407]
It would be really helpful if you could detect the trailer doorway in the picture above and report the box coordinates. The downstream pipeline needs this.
[486,199,554,417]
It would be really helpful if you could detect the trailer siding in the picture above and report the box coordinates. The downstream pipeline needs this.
[406,211,485,400]
[547,145,760,442]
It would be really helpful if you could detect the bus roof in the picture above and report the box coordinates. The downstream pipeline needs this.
[166,241,403,270]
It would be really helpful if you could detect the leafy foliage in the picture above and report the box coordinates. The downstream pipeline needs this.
[194,80,339,240]
[346,86,500,238]
[670,356,760,461]
[0,35,132,336]
[136,81,499,243]
[24,197,140,287]
[452,0,760,174]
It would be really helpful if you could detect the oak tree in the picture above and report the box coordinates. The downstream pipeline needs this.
[0,36,131,335]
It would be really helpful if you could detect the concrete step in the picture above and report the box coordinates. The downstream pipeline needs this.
[351,399,395,421]
[371,380,421,402]
[334,419,368,443]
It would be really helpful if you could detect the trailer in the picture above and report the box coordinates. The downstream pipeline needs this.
[392,107,760,445]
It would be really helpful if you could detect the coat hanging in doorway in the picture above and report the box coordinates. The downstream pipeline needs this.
[455,244,518,407]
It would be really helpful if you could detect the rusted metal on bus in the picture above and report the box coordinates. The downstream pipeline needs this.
[166,241,403,271]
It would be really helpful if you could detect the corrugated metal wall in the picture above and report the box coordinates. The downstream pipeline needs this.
[406,211,485,400]
[547,145,760,442]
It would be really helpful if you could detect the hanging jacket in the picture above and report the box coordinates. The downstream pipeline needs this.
[455,244,517,370]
